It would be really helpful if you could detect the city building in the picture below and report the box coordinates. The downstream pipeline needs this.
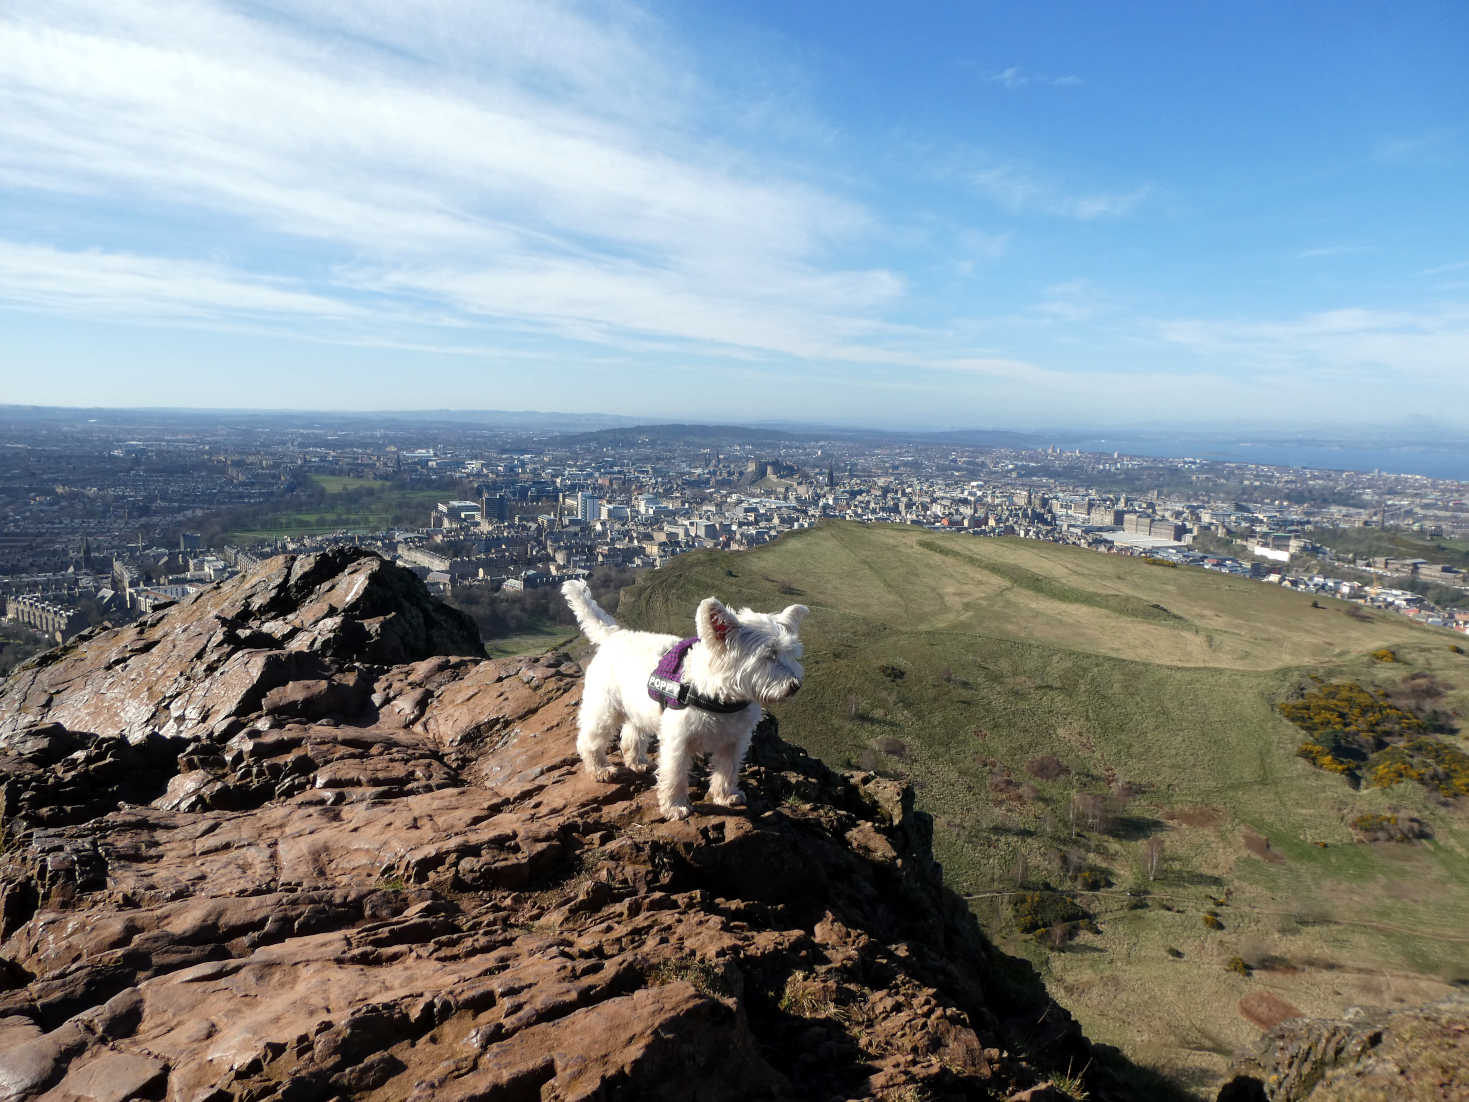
[435,501,482,528]
[4,594,88,642]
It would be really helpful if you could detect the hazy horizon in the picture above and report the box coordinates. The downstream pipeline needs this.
[4,401,1468,442]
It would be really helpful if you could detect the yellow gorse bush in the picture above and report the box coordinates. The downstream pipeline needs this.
[1280,678,1466,798]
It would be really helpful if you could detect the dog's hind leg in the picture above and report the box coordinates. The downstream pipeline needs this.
[619,721,651,774]
[656,733,694,821]
[577,707,623,783]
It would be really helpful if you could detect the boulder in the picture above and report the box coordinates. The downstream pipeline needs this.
[1217,996,1469,1102]
[0,548,481,745]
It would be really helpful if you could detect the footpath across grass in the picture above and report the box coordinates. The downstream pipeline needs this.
[484,624,579,659]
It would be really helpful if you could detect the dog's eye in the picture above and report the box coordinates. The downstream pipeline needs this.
[766,648,778,661]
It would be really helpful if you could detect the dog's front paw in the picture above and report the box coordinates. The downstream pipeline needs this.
[590,765,617,783]
[625,758,652,775]
[714,790,746,808]
[663,803,693,821]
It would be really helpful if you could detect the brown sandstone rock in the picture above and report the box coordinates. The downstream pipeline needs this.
[1217,997,1469,1101]
[0,548,480,745]
[0,550,1107,1101]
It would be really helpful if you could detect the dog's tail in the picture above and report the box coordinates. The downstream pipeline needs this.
[561,579,620,646]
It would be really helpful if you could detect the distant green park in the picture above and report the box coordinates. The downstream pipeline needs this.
[1309,525,1469,570]
[221,474,451,545]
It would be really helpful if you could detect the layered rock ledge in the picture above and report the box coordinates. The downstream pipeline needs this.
[0,550,1109,1101]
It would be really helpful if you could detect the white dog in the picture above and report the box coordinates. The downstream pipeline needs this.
[561,580,808,821]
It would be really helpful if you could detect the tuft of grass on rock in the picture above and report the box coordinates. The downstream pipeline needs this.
[645,957,731,999]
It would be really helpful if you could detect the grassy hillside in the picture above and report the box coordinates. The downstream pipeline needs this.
[613,521,1469,1097]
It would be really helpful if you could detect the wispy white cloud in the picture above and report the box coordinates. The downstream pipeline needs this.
[969,163,1148,220]
[1419,260,1469,277]
[910,352,1338,425]
[1067,189,1151,220]
[0,240,364,320]
[0,0,892,363]
[986,66,1083,89]
[1157,305,1469,387]
[340,254,908,363]
[953,229,1011,275]
[0,5,867,261]
[897,298,1469,422]
[1035,280,1110,323]
[1372,131,1452,162]
[1297,245,1370,259]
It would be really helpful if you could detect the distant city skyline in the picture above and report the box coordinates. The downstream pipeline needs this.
[2,2,1467,426]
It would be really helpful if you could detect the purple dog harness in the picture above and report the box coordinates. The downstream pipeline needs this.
[647,638,750,714]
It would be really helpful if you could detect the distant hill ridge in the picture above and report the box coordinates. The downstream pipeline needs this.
[546,421,1041,449]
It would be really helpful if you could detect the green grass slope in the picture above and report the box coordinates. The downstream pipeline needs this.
[613,521,1469,1097]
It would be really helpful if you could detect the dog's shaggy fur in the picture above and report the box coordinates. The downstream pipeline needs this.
[562,580,807,820]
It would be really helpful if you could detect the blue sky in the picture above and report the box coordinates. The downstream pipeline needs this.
[2,1,1466,429]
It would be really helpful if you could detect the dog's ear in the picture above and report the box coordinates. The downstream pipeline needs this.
[778,605,809,632]
[696,597,739,648]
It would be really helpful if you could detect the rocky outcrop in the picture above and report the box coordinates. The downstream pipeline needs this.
[0,547,482,746]
[0,550,1111,1101]
[1217,997,1469,1102]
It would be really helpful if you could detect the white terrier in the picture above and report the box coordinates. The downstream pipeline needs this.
[561,580,808,821]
